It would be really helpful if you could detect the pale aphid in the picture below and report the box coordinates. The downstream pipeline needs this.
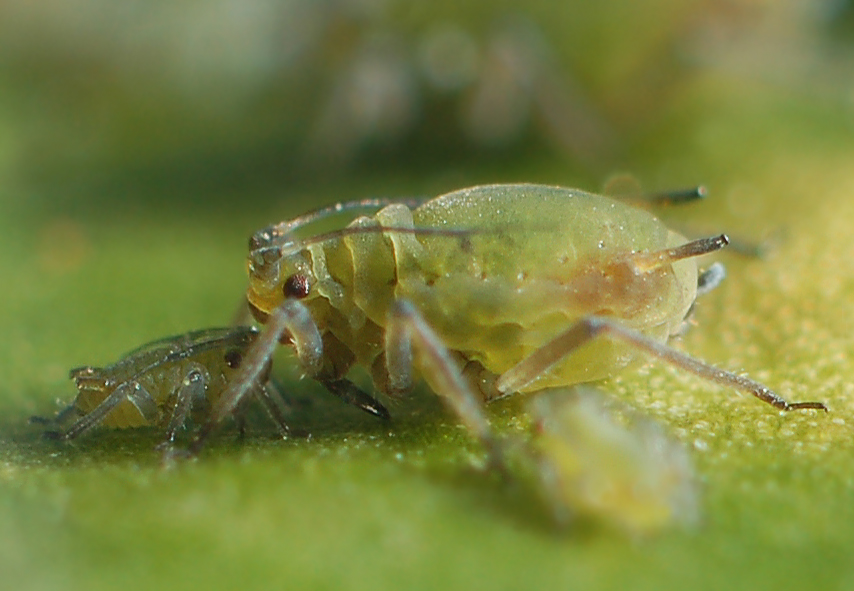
[189,183,826,452]
[527,388,698,535]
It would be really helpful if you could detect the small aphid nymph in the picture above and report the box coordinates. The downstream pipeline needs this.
[43,327,290,452]
[527,388,699,535]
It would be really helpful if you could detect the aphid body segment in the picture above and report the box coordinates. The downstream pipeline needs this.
[194,183,823,451]
[53,327,289,447]
[528,389,698,535]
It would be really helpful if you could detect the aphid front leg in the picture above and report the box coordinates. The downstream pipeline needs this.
[158,366,206,448]
[387,300,503,465]
[251,380,293,438]
[190,299,322,453]
[495,316,828,412]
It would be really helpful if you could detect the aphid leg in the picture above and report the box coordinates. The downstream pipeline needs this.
[252,380,293,438]
[495,316,828,412]
[319,377,391,420]
[678,262,728,333]
[59,381,158,441]
[189,299,321,454]
[157,366,207,450]
[696,262,726,297]
[387,300,503,467]
[30,399,81,429]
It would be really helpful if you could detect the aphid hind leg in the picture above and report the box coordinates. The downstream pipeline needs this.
[189,299,321,454]
[696,262,726,297]
[495,316,828,412]
[677,262,728,334]
[60,381,158,441]
[387,300,502,464]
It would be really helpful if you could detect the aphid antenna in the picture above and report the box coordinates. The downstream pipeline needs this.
[300,225,476,248]
[630,234,729,273]
[251,197,428,251]
[251,224,483,261]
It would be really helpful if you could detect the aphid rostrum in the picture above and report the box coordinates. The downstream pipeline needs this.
[189,183,825,452]
[43,327,290,450]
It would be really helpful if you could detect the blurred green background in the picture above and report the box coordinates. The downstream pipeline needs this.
[2,1,854,590]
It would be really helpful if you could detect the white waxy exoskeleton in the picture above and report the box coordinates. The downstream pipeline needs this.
[43,327,290,451]
[190,183,826,453]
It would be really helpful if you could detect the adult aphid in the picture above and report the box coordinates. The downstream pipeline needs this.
[190,183,826,453]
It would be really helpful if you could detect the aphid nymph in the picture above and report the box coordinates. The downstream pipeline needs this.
[43,327,290,451]
[527,387,699,535]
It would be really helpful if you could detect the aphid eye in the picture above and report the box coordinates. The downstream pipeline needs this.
[224,349,242,369]
[283,274,310,299]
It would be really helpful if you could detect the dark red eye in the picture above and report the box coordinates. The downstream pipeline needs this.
[283,274,310,299]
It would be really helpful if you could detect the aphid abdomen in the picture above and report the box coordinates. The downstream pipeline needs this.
[95,397,156,429]
[77,363,182,429]
[70,372,150,430]
[395,184,698,389]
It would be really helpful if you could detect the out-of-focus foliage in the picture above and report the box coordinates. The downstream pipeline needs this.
[0,0,849,194]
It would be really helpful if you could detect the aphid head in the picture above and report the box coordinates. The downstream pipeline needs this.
[246,227,317,323]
